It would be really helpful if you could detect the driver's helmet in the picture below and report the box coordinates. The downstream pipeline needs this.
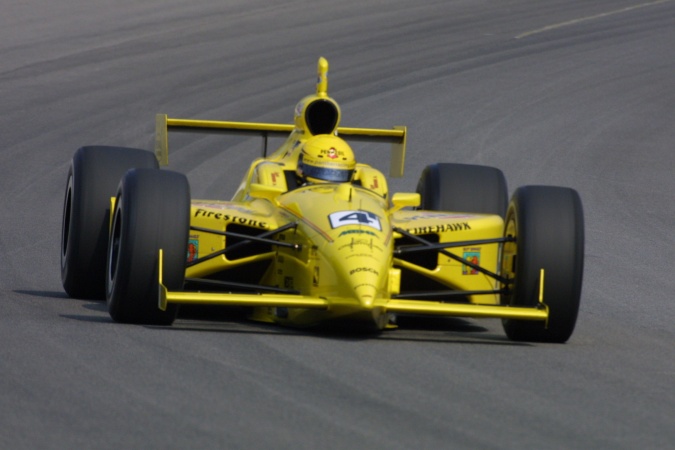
[296,134,356,184]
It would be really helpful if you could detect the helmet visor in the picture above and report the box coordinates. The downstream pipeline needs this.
[301,163,354,183]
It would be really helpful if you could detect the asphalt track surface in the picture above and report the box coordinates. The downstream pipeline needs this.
[1,1,674,448]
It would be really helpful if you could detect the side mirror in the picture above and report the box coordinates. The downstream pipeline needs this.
[390,192,420,213]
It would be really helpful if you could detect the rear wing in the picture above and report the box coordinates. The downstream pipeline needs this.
[154,114,407,177]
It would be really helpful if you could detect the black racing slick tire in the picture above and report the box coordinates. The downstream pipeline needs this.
[416,163,508,217]
[61,146,159,299]
[106,168,190,325]
[501,186,584,343]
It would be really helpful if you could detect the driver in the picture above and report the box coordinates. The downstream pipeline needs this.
[295,134,356,185]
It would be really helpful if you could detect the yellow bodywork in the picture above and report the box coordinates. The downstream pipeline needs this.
[152,57,549,330]
[158,182,547,330]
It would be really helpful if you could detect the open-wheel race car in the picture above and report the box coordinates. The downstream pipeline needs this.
[61,58,584,343]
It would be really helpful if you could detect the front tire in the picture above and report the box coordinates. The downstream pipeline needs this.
[416,163,508,217]
[501,186,584,343]
[61,146,158,299]
[106,169,190,325]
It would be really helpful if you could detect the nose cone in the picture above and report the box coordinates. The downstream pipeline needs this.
[345,265,382,308]
[352,277,378,307]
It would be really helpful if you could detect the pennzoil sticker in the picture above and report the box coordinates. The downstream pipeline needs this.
[328,211,381,231]
[187,238,199,263]
[462,249,480,275]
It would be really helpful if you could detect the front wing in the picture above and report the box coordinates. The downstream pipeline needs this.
[158,251,549,323]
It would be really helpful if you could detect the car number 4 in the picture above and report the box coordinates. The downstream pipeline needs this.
[329,211,382,231]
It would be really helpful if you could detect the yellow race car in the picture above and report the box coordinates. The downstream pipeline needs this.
[61,58,584,343]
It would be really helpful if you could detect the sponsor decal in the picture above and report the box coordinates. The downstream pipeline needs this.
[370,176,379,190]
[187,239,199,262]
[194,208,268,228]
[346,253,379,260]
[338,239,383,253]
[462,248,481,275]
[271,172,281,185]
[329,210,381,231]
[338,229,377,238]
[350,267,379,276]
[324,147,339,159]
[406,222,471,235]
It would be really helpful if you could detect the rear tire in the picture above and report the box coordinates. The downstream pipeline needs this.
[501,186,584,343]
[106,169,190,325]
[61,146,158,299]
[416,163,508,217]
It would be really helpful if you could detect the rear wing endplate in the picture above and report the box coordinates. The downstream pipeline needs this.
[155,114,407,177]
